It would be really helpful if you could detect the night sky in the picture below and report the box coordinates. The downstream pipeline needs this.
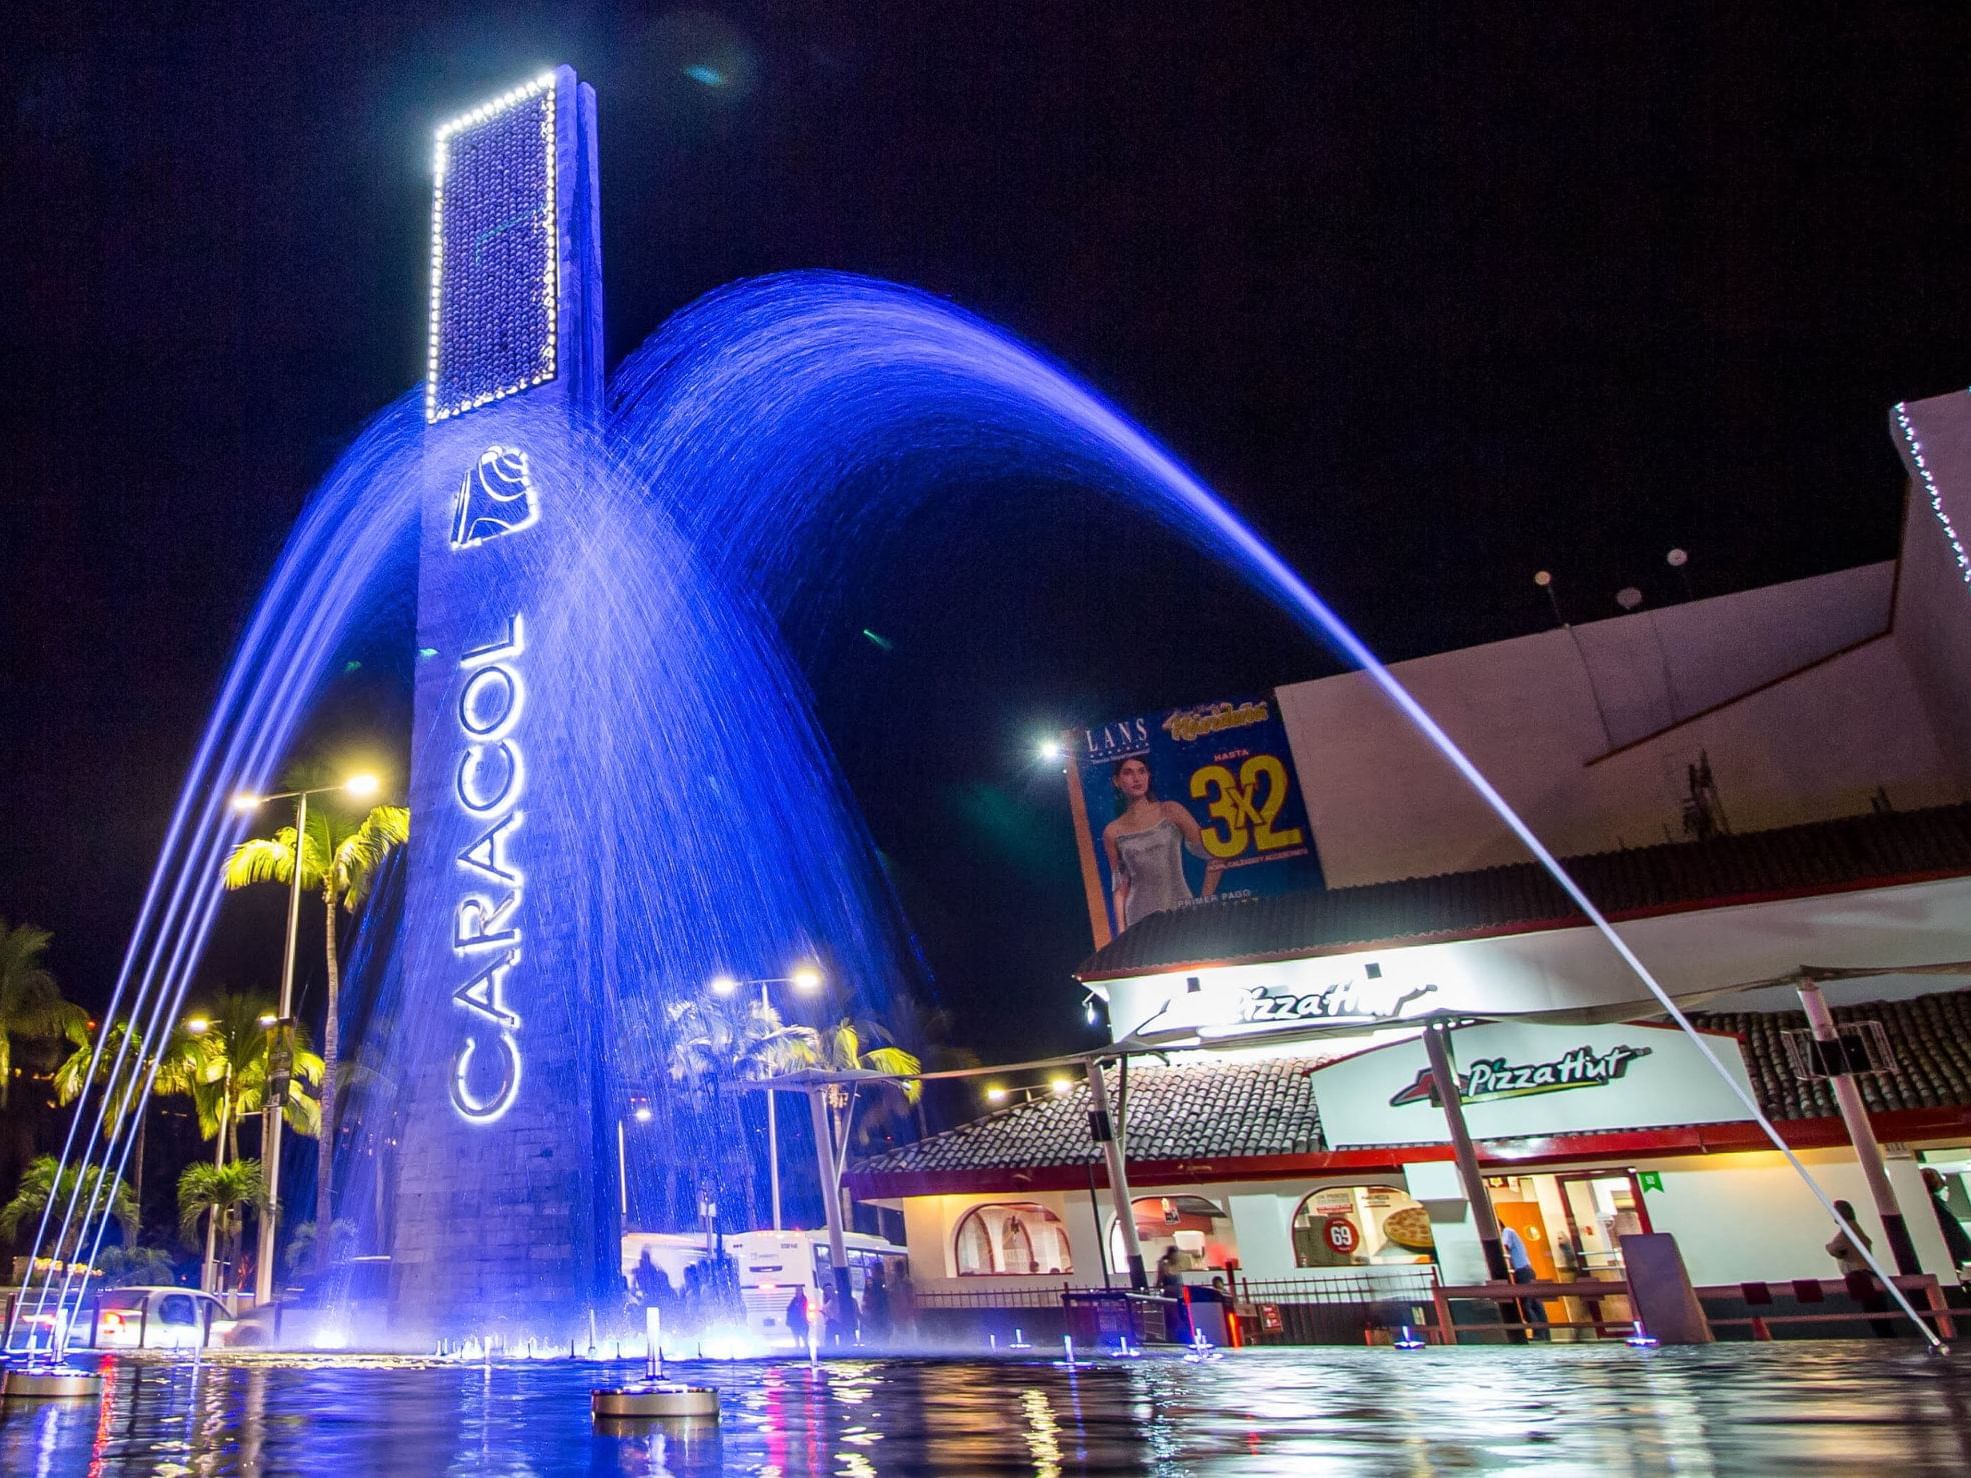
[7,4,1971,1075]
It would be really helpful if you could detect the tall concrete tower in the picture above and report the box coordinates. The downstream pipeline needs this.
[389,67,617,1338]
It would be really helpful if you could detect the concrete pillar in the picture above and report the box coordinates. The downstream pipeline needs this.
[1798,980,1921,1275]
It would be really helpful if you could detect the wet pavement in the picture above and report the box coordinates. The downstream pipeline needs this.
[2,1343,1966,1475]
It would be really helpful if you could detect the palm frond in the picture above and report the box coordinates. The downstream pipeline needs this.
[860,1046,924,1103]
[333,806,410,909]
[222,833,302,890]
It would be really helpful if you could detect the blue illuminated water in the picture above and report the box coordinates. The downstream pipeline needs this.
[4,1346,1969,1474]
[19,270,1908,1344]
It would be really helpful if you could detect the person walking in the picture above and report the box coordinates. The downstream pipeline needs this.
[1156,1245,1192,1344]
[862,1263,892,1344]
[786,1288,810,1349]
[1923,1170,1971,1271]
[1826,1199,1896,1338]
[1500,1225,1549,1338]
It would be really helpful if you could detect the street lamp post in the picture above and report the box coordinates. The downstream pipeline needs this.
[231,773,378,1307]
[710,966,822,1232]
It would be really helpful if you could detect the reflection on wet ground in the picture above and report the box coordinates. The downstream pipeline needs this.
[3,1344,1968,1475]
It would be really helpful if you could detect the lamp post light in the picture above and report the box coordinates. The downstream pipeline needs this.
[230,772,380,1307]
[708,966,823,1232]
[984,1079,1074,1106]
[618,1098,654,1223]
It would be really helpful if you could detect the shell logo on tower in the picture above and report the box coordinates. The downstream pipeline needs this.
[451,445,540,549]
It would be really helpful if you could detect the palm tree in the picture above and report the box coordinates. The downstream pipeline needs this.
[181,993,324,1164]
[178,1159,266,1294]
[0,1156,138,1262]
[53,1018,205,1223]
[0,919,87,1108]
[223,799,407,1274]
[790,1019,921,1231]
[665,995,817,1232]
[872,994,981,1142]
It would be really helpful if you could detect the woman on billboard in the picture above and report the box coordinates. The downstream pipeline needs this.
[1103,756,1223,929]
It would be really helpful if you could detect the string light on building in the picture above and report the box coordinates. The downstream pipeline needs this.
[1895,400,1971,588]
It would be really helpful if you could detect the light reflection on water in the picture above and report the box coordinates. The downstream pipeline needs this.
[3,1345,1968,1475]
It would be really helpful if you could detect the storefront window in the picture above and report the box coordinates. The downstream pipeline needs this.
[1292,1185,1434,1267]
[953,1203,1074,1276]
[1109,1195,1239,1272]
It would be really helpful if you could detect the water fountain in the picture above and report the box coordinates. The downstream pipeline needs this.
[6,59,1945,1368]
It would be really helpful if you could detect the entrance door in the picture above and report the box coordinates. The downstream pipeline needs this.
[1556,1172,1650,1277]
[1492,1201,1558,1281]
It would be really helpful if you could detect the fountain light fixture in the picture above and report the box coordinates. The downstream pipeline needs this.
[633,1104,654,1124]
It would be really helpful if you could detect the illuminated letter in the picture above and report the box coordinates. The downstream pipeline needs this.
[458,812,523,884]
[456,740,522,814]
[462,614,525,667]
[451,1031,522,1122]
[454,890,521,952]
[458,664,523,738]
[454,950,521,1028]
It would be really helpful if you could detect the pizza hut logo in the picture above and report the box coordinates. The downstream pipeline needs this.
[1389,1043,1652,1107]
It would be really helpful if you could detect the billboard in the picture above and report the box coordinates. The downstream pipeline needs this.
[1065,694,1321,947]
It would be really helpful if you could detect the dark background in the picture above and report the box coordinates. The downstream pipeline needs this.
[6,3,1970,1081]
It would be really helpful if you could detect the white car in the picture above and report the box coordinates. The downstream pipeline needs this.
[73,1287,238,1349]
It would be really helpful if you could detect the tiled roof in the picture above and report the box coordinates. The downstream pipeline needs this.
[1078,804,1971,979]
[1692,987,1971,1122]
[854,989,1971,1183]
[852,1056,1325,1178]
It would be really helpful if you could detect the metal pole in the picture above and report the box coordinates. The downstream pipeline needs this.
[809,1086,853,1315]
[764,981,782,1232]
[1799,979,1922,1275]
[617,1119,629,1220]
[1087,1162,1112,1289]
[203,1072,228,1293]
[256,790,308,1306]
[1086,1057,1146,1290]
[1422,1022,1511,1283]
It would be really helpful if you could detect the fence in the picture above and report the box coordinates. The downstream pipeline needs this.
[1234,1268,1441,1346]
[905,1268,1965,1347]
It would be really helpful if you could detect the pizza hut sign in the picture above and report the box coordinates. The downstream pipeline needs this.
[1389,1043,1651,1108]
[1235,975,1436,1026]
[1307,1021,1759,1149]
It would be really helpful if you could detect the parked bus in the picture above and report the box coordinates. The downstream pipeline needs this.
[621,1229,909,1349]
